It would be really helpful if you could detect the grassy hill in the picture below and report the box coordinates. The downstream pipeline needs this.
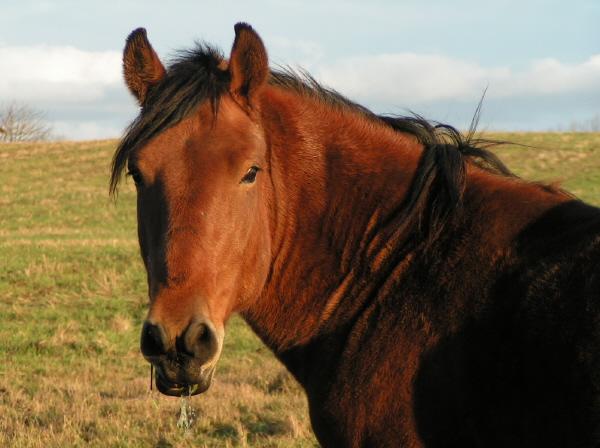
[1,133,600,447]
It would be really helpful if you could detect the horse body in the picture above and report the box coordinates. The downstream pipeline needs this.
[112,23,600,447]
[248,87,600,447]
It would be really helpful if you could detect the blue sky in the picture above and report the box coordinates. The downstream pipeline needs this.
[0,0,598,139]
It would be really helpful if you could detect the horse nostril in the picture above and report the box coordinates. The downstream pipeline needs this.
[140,321,168,357]
[183,321,218,362]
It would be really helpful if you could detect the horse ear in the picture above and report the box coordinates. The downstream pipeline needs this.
[123,28,166,105]
[228,23,269,108]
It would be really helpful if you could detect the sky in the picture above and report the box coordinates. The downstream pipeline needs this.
[0,0,598,139]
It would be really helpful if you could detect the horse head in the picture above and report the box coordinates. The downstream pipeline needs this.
[116,24,273,396]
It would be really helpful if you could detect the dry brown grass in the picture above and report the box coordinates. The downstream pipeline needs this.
[0,351,313,447]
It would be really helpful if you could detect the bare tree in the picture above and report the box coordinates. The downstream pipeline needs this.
[566,114,600,132]
[0,102,52,142]
[590,114,600,132]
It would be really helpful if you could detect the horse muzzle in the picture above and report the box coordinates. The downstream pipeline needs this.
[140,319,223,397]
[154,361,214,397]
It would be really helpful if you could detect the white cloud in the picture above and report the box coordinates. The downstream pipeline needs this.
[0,44,136,140]
[0,44,121,102]
[494,55,600,97]
[268,36,325,69]
[315,53,600,107]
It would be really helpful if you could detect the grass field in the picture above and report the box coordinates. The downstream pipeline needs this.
[1,133,600,447]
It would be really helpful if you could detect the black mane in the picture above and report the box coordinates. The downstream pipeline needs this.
[111,44,516,243]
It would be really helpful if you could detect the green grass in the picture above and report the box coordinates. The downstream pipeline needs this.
[1,133,600,447]
[489,132,600,202]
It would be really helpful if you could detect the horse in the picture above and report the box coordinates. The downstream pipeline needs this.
[110,23,600,447]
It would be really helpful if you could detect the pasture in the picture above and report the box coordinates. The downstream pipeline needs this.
[1,132,600,447]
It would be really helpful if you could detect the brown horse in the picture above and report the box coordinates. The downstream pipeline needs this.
[111,24,600,447]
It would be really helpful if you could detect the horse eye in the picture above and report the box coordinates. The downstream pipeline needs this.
[127,169,143,186]
[240,166,260,184]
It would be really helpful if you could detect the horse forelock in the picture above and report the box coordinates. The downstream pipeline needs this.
[110,43,229,196]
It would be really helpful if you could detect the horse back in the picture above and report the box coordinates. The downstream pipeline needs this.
[307,200,600,447]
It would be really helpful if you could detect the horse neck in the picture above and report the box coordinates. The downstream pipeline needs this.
[242,87,424,354]
[241,88,573,364]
